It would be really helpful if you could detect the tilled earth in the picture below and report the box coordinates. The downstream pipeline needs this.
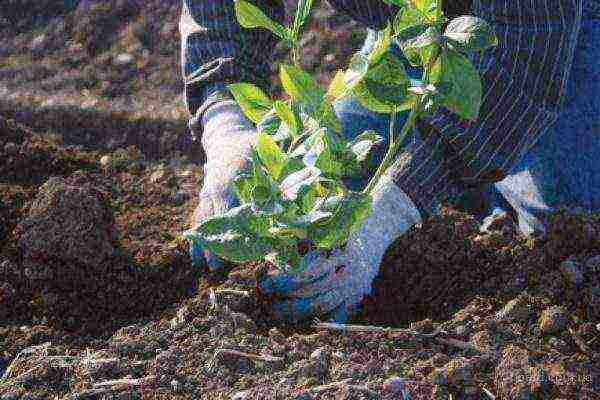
[1,1,600,399]
[1,118,599,400]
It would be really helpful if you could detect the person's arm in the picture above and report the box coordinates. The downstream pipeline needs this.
[180,0,285,136]
[325,0,398,29]
[180,0,285,273]
[387,0,583,216]
[325,0,474,29]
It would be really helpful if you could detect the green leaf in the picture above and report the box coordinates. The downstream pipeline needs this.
[279,64,325,116]
[343,53,370,91]
[234,0,289,40]
[256,108,281,136]
[326,70,346,102]
[429,50,483,120]
[274,100,300,137]
[347,130,384,162]
[394,7,424,33]
[233,172,254,203]
[308,192,373,249]
[444,16,498,53]
[322,103,342,133]
[256,131,286,180]
[381,0,408,6]
[413,0,443,22]
[353,54,411,113]
[397,26,441,67]
[194,204,275,263]
[227,83,273,124]
[301,130,344,177]
[292,0,314,40]
[368,24,392,65]
[250,184,283,216]
[279,166,322,201]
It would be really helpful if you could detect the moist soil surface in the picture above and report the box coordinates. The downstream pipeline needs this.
[1,1,599,399]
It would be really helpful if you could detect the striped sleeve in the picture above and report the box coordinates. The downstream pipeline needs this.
[180,0,285,120]
[325,0,398,29]
[388,0,583,216]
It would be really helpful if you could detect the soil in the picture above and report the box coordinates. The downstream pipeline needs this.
[1,1,599,399]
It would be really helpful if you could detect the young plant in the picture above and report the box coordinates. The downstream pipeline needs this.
[183,0,498,273]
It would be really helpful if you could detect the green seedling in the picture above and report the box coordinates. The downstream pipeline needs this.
[185,0,498,272]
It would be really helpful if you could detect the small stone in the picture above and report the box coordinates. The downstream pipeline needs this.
[178,168,194,178]
[495,294,532,324]
[170,379,181,393]
[231,390,251,400]
[114,53,135,66]
[410,318,435,333]
[30,34,46,52]
[596,323,600,333]
[277,377,294,387]
[464,386,478,395]
[560,259,585,287]
[150,168,168,183]
[3,142,17,155]
[332,351,346,360]
[99,155,112,168]
[269,327,285,341]
[538,306,568,334]
[309,347,329,362]
[1,393,19,400]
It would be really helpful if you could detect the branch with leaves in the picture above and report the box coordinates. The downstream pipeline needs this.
[184,0,498,274]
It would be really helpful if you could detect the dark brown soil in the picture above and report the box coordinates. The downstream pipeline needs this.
[360,208,600,328]
[1,2,599,399]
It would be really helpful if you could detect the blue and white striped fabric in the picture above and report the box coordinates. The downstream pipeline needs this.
[180,0,596,217]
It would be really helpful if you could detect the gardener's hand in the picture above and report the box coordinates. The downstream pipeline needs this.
[257,175,422,324]
[184,100,257,275]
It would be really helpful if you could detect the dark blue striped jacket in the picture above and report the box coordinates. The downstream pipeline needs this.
[181,0,593,215]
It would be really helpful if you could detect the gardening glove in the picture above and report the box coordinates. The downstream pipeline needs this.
[184,100,257,274]
[257,175,422,324]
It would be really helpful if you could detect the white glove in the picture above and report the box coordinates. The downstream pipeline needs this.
[258,175,422,323]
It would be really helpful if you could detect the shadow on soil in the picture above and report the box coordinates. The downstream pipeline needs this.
[0,100,203,162]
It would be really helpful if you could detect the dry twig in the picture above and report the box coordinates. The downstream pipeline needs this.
[92,375,155,389]
[312,320,443,339]
[212,348,284,363]
[1,341,51,380]
[215,288,250,296]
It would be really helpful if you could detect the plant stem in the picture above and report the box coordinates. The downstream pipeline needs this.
[292,45,301,68]
[363,104,420,195]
